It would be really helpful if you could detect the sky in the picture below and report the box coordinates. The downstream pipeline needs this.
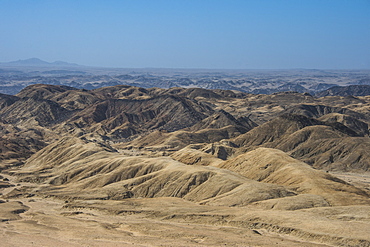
[1,0,370,69]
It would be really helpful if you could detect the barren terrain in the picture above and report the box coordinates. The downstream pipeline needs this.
[1,83,370,246]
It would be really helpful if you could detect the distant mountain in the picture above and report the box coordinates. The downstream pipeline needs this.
[8,58,49,66]
[316,85,370,97]
[2,58,79,67]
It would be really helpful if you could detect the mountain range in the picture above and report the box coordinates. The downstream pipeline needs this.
[1,58,79,67]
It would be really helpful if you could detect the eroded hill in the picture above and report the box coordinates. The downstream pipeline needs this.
[1,84,370,246]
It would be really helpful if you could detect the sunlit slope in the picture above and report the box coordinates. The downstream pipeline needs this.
[16,137,296,206]
[219,147,370,206]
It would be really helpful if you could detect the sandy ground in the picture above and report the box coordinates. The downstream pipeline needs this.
[331,171,370,192]
[1,171,370,247]
[0,196,333,247]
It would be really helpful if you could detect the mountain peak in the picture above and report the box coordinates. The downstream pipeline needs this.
[4,58,79,67]
[10,58,49,65]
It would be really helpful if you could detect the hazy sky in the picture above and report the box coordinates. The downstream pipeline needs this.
[1,0,369,69]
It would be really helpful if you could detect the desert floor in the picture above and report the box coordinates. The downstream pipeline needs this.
[1,171,370,247]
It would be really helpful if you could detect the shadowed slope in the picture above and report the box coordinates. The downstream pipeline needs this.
[283,104,367,121]
[318,113,369,136]
[67,95,213,136]
[0,93,19,110]
[289,137,370,172]
[232,114,325,148]
[123,110,256,151]
[161,87,223,99]
[316,85,370,97]
[0,136,46,162]
[229,113,370,171]
[255,123,370,172]
[0,97,73,127]
[188,109,257,132]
